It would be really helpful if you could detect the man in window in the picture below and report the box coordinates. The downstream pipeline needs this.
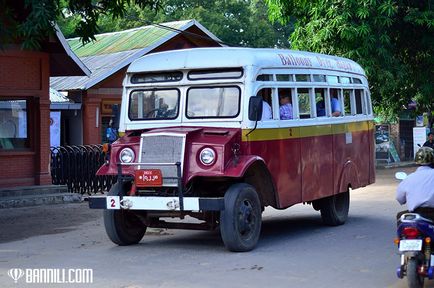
[316,89,341,117]
[330,89,342,116]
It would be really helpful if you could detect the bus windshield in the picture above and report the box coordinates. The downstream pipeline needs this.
[128,89,179,120]
[186,86,240,118]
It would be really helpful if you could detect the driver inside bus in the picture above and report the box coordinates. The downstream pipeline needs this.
[396,147,434,220]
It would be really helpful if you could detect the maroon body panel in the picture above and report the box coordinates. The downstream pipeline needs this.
[97,122,374,209]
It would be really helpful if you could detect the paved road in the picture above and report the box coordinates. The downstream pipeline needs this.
[1,167,433,288]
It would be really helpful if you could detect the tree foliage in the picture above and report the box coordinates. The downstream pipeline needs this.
[59,0,293,48]
[0,0,162,49]
[266,0,434,126]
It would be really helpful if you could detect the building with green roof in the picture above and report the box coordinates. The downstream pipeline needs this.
[50,19,223,145]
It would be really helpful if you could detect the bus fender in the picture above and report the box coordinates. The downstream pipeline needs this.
[337,160,360,193]
[224,156,278,207]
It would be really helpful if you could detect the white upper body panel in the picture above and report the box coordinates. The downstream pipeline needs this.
[120,48,372,132]
[128,47,366,77]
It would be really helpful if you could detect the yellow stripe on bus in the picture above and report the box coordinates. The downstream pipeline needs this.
[242,121,373,142]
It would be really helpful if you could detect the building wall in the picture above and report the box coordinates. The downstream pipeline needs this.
[0,50,51,188]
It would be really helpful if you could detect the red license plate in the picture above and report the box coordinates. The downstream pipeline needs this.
[135,169,163,187]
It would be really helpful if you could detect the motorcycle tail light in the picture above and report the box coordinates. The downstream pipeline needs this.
[402,227,420,239]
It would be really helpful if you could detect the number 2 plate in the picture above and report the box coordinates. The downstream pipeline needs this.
[106,196,120,209]
[399,239,422,252]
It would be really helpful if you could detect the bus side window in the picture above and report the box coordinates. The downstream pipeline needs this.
[343,89,352,116]
[297,88,311,119]
[315,88,326,117]
[256,88,273,120]
[355,89,364,114]
[365,90,372,115]
[278,88,293,120]
[330,88,342,117]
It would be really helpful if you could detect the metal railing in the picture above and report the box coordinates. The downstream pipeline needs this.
[50,145,116,194]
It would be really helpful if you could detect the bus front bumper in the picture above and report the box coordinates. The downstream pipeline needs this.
[88,196,224,211]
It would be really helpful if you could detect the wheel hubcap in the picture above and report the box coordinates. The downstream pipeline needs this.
[238,200,255,236]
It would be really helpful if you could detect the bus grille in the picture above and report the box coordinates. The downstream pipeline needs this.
[139,134,185,186]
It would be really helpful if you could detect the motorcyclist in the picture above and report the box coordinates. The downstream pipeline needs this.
[396,147,434,220]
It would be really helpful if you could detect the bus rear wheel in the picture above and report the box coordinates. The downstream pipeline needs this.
[320,190,350,226]
[219,183,262,252]
[103,182,146,245]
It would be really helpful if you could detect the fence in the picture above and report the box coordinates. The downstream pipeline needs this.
[50,145,116,194]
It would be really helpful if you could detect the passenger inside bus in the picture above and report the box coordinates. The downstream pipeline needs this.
[257,88,272,120]
[278,88,293,120]
[316,89,342,117]
[330,89,342,116]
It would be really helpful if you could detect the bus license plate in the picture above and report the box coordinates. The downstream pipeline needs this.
[399,239,422,252]
[135,169,163,187]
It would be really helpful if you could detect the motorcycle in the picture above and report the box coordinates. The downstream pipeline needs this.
[395,172,434,288]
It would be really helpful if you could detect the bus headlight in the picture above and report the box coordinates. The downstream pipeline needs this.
[199,148,216,166]
[119,148,135,163]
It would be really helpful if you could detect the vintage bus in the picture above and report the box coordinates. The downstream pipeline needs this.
[89,47,375,252]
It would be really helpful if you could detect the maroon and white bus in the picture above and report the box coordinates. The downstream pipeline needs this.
[89,47,375,251]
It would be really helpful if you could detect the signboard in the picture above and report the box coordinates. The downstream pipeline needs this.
[101,100,121,116]
[413,127,427,156]
[50,112,61,147]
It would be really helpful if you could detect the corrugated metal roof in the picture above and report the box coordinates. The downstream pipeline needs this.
[50,88,70,102]
[68,20,190,57]
[50,19,223,91]
[51,49,140,90]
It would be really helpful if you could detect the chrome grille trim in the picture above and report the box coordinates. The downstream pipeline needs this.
[138,133,186,187]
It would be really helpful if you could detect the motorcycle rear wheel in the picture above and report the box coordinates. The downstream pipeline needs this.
[407,258,424,288]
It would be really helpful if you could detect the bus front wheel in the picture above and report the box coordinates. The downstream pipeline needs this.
[219,183,262,252]
[103,182,146,245]
[320,190,350,226]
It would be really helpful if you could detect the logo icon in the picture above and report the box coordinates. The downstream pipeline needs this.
[8,268,24,283]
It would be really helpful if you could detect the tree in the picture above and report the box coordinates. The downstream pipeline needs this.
[266,0,434,127]
[59,0,293,48]
[0,0,162,49]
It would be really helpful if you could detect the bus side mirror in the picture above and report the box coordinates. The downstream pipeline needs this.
[248,96,263,121]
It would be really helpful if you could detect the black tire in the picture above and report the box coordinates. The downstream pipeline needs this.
[103,182,146,246]
[220,183,262,252]
[407,258,424,288]
[320,190,350,226]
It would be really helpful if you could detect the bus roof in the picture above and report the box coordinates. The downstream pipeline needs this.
[128,47,366,77]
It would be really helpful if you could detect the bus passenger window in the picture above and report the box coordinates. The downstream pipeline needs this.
[343,90,352,115]
[355,90,364,114]
[295,74,310,82]
[278,88,293,120]
[313,75,326,82]
[256,88,273,120]
[276,74,292,81]
[297,88,311,118]
[256,74,273,81]
[315,88,326,117]
[330,89,342,117]
[327,75,339,84]
[340,77,351,84]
